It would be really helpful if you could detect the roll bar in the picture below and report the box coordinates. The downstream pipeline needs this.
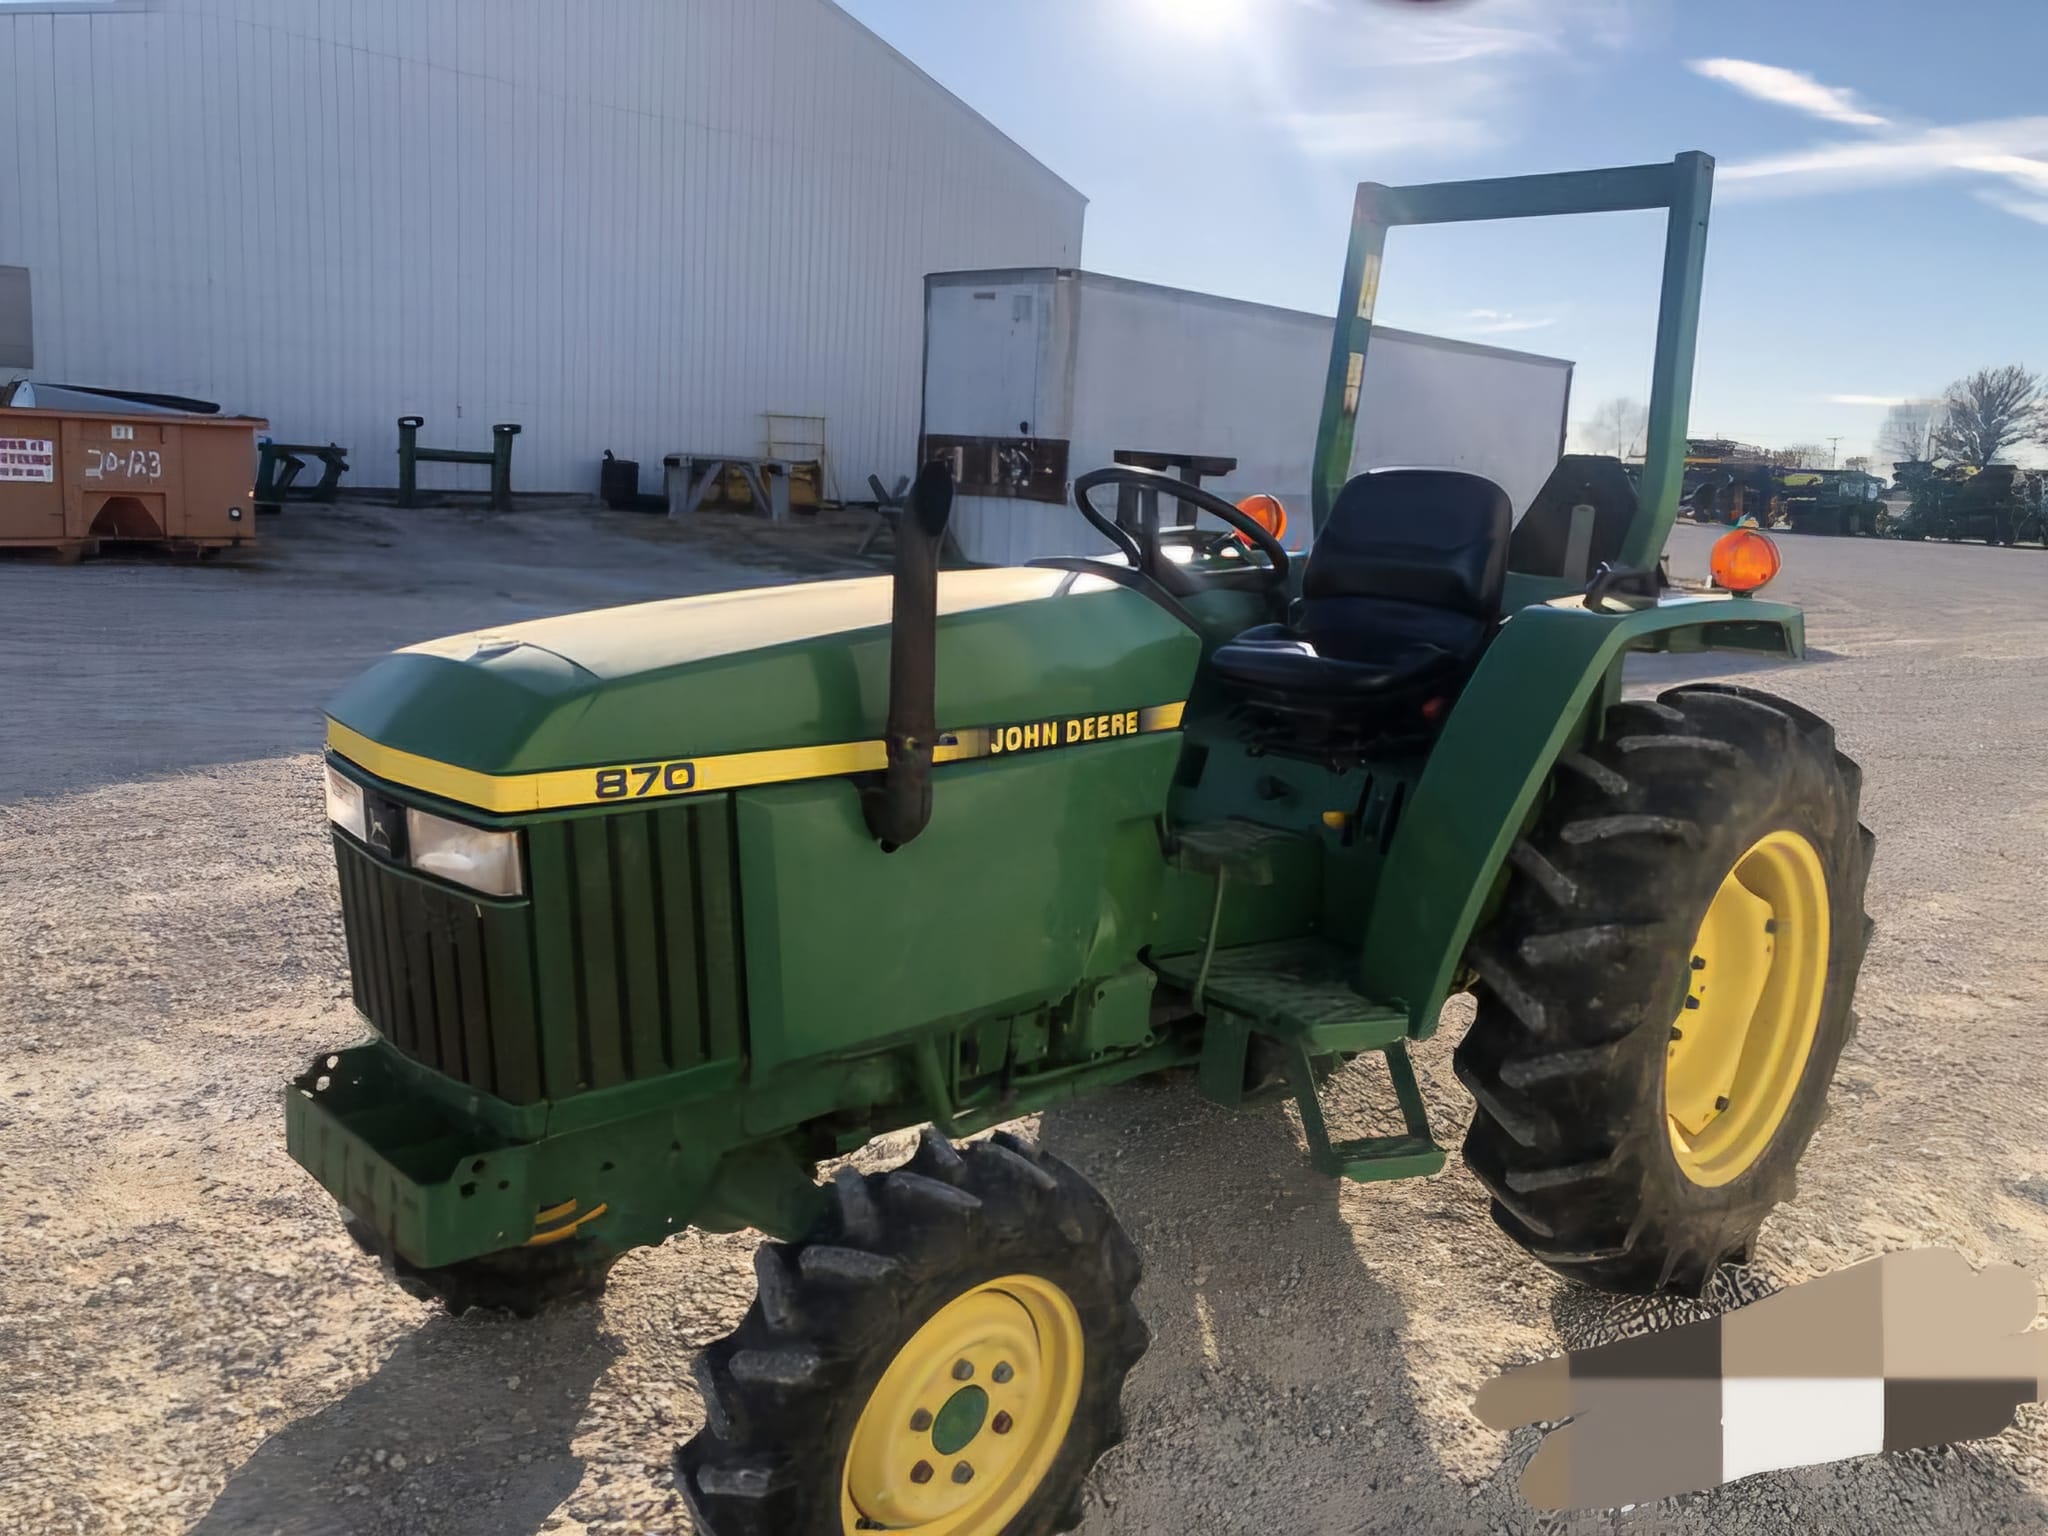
[1311,151,1715,574]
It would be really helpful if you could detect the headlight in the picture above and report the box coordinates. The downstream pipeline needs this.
[405,807,525,898]
[324,764,366,840]
[326,763,525,897]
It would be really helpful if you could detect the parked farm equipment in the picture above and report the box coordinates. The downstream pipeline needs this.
[1890,460,2045,545]
[1781,469,1885,536]
[1682,442,1781,527]
[291,154,1872,1536]
[1680,446,1883,536]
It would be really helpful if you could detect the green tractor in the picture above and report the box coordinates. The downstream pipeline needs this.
[292,154,1873,1535]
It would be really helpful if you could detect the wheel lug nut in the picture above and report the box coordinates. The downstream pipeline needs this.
[952,1360,973,1381]
[992,1412,1014,1434]
[952,1462,975,1484]
[1670,1027,1683,1042]
[1715,1094,1730,1111]
[909,1409,933,1432]
[1683,996,1701,1010]
[992,1362,1013,1383]
[910,1461,934,1484]
[1690,956,1706,971]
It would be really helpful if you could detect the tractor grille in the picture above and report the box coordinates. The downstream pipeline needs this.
[333,798,747,1105]
[335,836,542,1100]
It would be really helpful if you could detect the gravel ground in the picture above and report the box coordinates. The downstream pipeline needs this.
[4,511,2047,1536]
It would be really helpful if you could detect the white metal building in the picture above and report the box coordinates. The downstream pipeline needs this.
[0,0,1085,497]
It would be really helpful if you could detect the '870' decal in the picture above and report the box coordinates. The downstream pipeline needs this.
[594,760,697,800]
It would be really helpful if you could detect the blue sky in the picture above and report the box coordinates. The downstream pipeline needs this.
[840,0,2048,466]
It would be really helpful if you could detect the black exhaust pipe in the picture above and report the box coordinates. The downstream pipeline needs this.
[862,458,955,850]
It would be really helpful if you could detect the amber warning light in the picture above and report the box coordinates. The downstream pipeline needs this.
[1710,527,1781,594]
[1234,492,1289,545]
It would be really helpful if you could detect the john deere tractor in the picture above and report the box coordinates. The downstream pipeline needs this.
[291,154,1873,1535]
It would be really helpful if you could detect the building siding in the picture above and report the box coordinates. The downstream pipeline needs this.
[0,0,1085,495]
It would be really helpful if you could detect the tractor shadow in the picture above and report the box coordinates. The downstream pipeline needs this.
[1036,1074,1475,1535]
[1037,1072,2048,1534]
[190,1304,616,1536]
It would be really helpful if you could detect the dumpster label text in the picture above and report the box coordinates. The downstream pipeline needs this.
[0,437,54,482]
[84,446,163,481]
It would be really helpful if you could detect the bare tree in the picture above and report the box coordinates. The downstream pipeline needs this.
[1930,365,2042,469]
[1574,396,1648,458]
[1876,401,1935,466]
[1771,444,1826,469]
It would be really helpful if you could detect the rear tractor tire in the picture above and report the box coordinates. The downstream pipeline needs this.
[1455,684,1874,1296]
[679,1129,1148,1536]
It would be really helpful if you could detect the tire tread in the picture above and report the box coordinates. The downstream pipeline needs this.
[678,1132,1144,1536]
[1456,684,1874,1295]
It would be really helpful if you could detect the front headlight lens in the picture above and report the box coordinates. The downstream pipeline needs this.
[326,763,524,898]
[405,807,525,898]
[324,764,366,840]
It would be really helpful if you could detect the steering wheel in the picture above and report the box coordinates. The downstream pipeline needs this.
[1071,466,1291,593]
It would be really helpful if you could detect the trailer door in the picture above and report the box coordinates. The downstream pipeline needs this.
[924,279,1052,438]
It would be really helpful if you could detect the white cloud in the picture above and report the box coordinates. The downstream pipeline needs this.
[1955,151,2048,189]
[1688,59,1886,128]
[1341,17,1561,68]
[1690,57,2048,228]
[1272,0,1639,162]
[1456,308,1558,335]
[1280,107,1496,158]
[1717,118,2048,194]
[1978,188,2048,224]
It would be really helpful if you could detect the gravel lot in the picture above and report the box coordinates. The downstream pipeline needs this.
[4,508,2047,1536]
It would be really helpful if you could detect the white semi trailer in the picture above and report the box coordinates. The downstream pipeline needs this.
[920,268,1574,565]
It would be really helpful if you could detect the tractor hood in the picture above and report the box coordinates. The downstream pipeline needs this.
[325,567,1200,815]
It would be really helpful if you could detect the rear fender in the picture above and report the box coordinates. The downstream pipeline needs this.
[1357,594,1804,1035]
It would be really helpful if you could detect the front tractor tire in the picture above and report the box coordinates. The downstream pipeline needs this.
[1456,684,1874,1296]
[679,1130,1148,1536]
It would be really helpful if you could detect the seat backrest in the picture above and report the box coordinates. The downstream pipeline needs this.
[1304,468,1513,617]
[1507,455,1637,582]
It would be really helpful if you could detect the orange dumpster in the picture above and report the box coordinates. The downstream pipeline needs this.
[0,382,266,561]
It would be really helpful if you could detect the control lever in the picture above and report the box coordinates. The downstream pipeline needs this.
[1583,560,1664,612]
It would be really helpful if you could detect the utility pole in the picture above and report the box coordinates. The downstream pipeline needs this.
[1826,436,1841,468]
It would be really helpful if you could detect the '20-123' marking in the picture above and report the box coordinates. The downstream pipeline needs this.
[593,761,697,799]
[85,447,163,480]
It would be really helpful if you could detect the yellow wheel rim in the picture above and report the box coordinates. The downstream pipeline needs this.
[840,1274,1085,1535]
[1665,828,1830,1188]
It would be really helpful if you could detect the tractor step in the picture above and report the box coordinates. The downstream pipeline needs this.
[1155,939,1445,1185]
[1321,1134,1447,1183]
[1150,937,1407,1053]
[1165,819,1312,888]
[1284,1038,1446,1184]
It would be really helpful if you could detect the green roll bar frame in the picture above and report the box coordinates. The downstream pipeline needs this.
[1311,151,1715,574]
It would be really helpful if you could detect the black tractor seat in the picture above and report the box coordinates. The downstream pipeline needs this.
[1209,467,1512,749]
